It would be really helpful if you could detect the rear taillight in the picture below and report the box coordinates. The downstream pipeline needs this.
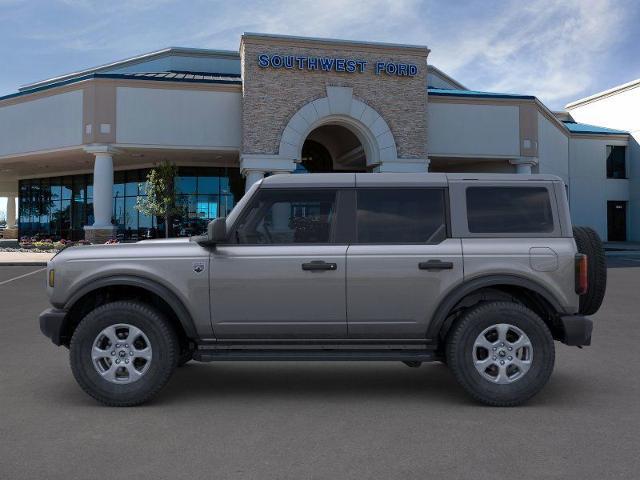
[575,254,588,295]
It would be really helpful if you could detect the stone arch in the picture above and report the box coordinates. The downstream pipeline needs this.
[278,86,398,168]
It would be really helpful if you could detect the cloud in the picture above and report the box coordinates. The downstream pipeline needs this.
[1,0,636,109]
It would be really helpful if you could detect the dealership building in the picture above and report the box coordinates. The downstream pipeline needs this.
[0,33,636,242]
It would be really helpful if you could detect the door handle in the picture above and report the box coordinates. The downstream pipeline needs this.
[419,260,454,271]
[302,261,338,271]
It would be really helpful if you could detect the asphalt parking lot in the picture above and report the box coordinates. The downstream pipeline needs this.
[1,259,640,479]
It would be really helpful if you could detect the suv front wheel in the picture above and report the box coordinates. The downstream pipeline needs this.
[70,301,179,406]
[446,301,555,406]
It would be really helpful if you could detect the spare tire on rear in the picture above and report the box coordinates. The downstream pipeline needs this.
[573,226,607,315]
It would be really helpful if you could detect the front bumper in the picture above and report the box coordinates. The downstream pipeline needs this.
[39,308,68,346]
[559,315,593,346]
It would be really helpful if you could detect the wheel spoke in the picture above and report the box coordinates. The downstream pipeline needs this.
[133,346,152,361]
[512,357,532,374]
[496,324,510,343]
[509,336,532,352]
[495,364,510,384]
[100,363,119,382]
[473,336,495,351]
[126,325,144,344]
[102,325,119,346]
[125,364,143,382]
[91,345,111,361]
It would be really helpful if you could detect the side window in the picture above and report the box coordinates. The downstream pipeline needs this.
[234,189,337,244]
[606,145,626,179]
[466,187,554,234]
[356,188,447,243]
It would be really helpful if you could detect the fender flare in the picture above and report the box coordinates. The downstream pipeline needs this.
[63,275,198,338]
[426,274,567,340]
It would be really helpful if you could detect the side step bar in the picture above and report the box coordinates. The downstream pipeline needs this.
[193,349,436,362]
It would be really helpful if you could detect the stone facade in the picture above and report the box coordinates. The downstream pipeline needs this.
[240,34,429,161]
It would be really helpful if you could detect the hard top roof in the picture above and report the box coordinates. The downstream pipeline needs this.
[260,172,563,188]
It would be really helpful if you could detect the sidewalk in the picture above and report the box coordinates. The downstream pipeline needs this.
[0,251,55,266]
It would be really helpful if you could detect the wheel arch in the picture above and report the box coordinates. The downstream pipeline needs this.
[427,274,566,342]
[59,275,197,347]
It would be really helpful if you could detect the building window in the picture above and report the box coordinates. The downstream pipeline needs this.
[606,146,626,179]
[18,166,242,241]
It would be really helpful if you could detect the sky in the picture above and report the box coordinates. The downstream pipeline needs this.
[1,0,640,215]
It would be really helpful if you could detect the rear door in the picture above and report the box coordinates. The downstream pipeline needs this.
[346,185,463,338]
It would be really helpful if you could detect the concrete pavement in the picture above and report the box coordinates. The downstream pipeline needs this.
[1,261,639,479]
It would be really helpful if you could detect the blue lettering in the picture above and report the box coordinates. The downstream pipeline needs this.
[296,56,307,69]
[320,57,335,71]
[346,60,356,73]
[408,64,417,76]
[270,55,283,68]
[283,55,294,69]
[398,64,408,76]
[357,60,367,73]
[375,62,385,75]
[258,54,269,68]
[308,57,318,70]
[335,58,346,72]
[386,63,397,75]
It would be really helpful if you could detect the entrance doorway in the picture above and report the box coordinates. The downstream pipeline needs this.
[607,201,627,241]
[299,124,367,173]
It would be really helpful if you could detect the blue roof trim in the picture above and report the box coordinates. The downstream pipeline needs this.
[0,72,242,102]
[562,121,628,135]
[428,87,535,100]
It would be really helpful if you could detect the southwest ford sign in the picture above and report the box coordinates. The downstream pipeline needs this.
[257,54,418,77]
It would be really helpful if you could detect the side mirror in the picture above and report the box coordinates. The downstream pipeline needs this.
[191,217,227,247]
[208,217,227,244]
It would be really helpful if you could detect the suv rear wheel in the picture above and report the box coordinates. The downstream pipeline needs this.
[446,301,555,406]
[70,301,178,406]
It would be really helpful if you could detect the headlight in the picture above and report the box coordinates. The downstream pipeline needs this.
[48,269,55,288]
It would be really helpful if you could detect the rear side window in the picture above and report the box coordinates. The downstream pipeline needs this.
[356,188,447,243]
[466,187,554,233]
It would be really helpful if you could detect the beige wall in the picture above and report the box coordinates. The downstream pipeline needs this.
[427,102,520,157]
[240,36,429,159]
[115,86,242,148]
[0,90,83,157]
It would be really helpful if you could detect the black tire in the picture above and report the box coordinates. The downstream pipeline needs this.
[446,301,555,407]
[70,301,178,407]
[177,350,193,367]
[573,226,607,315]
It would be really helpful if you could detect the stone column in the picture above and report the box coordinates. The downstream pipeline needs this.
[83,145,118,243]
[510,157,538,174]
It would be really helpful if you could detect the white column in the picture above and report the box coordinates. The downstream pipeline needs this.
[91,152,115,227]
[244,170,265,193]
[6,195,16,229]
[510,157,538,175]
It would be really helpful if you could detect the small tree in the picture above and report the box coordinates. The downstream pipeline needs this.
[136,161,182,238]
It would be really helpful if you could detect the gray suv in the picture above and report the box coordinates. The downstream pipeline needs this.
[39,173,605,407]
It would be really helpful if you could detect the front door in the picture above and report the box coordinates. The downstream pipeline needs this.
[607,201,627,241]
[346,187,463,338]
[210,188,348,338]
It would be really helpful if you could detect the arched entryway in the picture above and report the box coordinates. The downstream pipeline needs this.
[278,86,399,172]
[299,124,367,173]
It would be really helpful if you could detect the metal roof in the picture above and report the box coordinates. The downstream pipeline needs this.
[428,87,535,100]
[19,47,240,92]
[0,71,242,103]
[562,121,628,135]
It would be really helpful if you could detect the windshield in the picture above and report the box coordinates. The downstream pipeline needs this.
[224,180,262,230]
